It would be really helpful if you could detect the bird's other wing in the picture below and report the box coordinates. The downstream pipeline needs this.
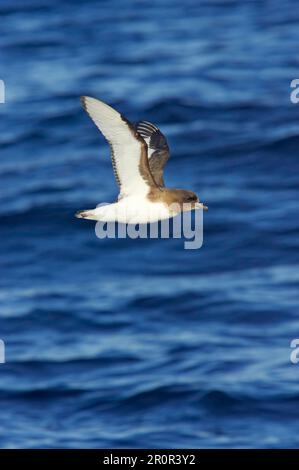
[81,97,158,198]
[135,121,170,187]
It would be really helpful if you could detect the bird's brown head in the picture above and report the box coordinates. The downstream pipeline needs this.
[159,188,208,212]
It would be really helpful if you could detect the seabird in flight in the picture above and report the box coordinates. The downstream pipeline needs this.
[76,97,207,224]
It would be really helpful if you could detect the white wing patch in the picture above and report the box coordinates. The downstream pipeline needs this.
[81,96,153,198]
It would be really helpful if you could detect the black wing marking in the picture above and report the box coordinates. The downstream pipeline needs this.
[135,121,170,187]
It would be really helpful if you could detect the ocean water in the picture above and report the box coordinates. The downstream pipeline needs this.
[0,0,299,448]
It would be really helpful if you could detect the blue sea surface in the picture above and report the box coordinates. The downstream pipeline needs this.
[0,0,299,448]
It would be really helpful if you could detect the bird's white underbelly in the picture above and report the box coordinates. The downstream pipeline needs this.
[93,197,172,224]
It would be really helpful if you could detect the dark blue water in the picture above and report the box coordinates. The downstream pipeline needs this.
[0,0,299,448]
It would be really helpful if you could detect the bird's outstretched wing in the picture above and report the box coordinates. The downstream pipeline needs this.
[135,121,170,187]
[81,97,158,198]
